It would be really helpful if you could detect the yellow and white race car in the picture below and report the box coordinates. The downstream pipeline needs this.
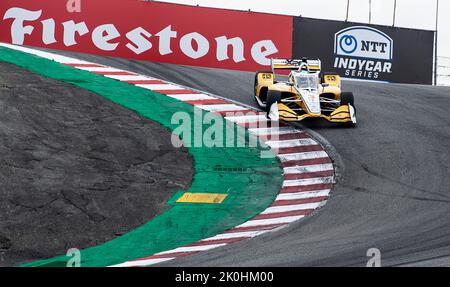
[254,58,357,126]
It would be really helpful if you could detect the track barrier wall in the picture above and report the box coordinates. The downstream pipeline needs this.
[0,0,434,84]
[0,0,293,71]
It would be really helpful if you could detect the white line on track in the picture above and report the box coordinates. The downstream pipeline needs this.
[283,164,334,174]
[248,127,302,136]
[282,177,335,187]
[136,84,185,91]
[196,104,249,112]
[111,257,175,267]
[237,216,305,228]
[167,94,215,101]
[278,151,329,162]
[104,75,156,81]
[156,244,227,255]
[74,66,125,73]
[262,201,326,214]
[225,114,268,123]
[201,230,270,241]
[275,190,331,201]
[265,138,318,149]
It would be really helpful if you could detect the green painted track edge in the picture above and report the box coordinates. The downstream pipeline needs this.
[0,46,283,267]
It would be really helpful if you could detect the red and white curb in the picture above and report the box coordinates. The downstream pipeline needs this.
[0,43,335,267]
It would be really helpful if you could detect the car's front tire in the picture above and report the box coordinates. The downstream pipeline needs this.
[254,71,273,107]
[340,92,355,106]
[340,92,357,127]
[266,90,281,120]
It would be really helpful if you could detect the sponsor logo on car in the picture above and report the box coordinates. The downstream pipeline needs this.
[333,26,394,80]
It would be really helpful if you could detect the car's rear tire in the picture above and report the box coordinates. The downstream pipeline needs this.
[266,90,281,114]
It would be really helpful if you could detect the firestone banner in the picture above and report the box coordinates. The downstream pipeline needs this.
[0,0,293,71]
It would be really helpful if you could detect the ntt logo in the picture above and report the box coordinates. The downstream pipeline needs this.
[335,26,393,60]
[339,35,358,54]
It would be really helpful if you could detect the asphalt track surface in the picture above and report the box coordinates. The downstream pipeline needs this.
[0,61,193,266]
[31,49,450,266]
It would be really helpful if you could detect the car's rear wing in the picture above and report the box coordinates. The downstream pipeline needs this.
[271,59,321,72]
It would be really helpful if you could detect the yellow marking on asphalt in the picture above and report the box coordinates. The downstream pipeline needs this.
[177,193,228,204]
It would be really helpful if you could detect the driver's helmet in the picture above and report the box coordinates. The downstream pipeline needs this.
[299,63,309,73]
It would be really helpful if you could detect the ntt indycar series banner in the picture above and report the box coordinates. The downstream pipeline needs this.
[293,17,434,84]
[0,0,293,71]
[334,26,393,80]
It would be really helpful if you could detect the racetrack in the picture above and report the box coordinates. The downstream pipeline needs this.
[27,49,450,266]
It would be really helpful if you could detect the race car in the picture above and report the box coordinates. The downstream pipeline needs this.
[254,58,357,126]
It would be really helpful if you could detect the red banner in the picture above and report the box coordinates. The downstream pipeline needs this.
[0,0,293,71]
